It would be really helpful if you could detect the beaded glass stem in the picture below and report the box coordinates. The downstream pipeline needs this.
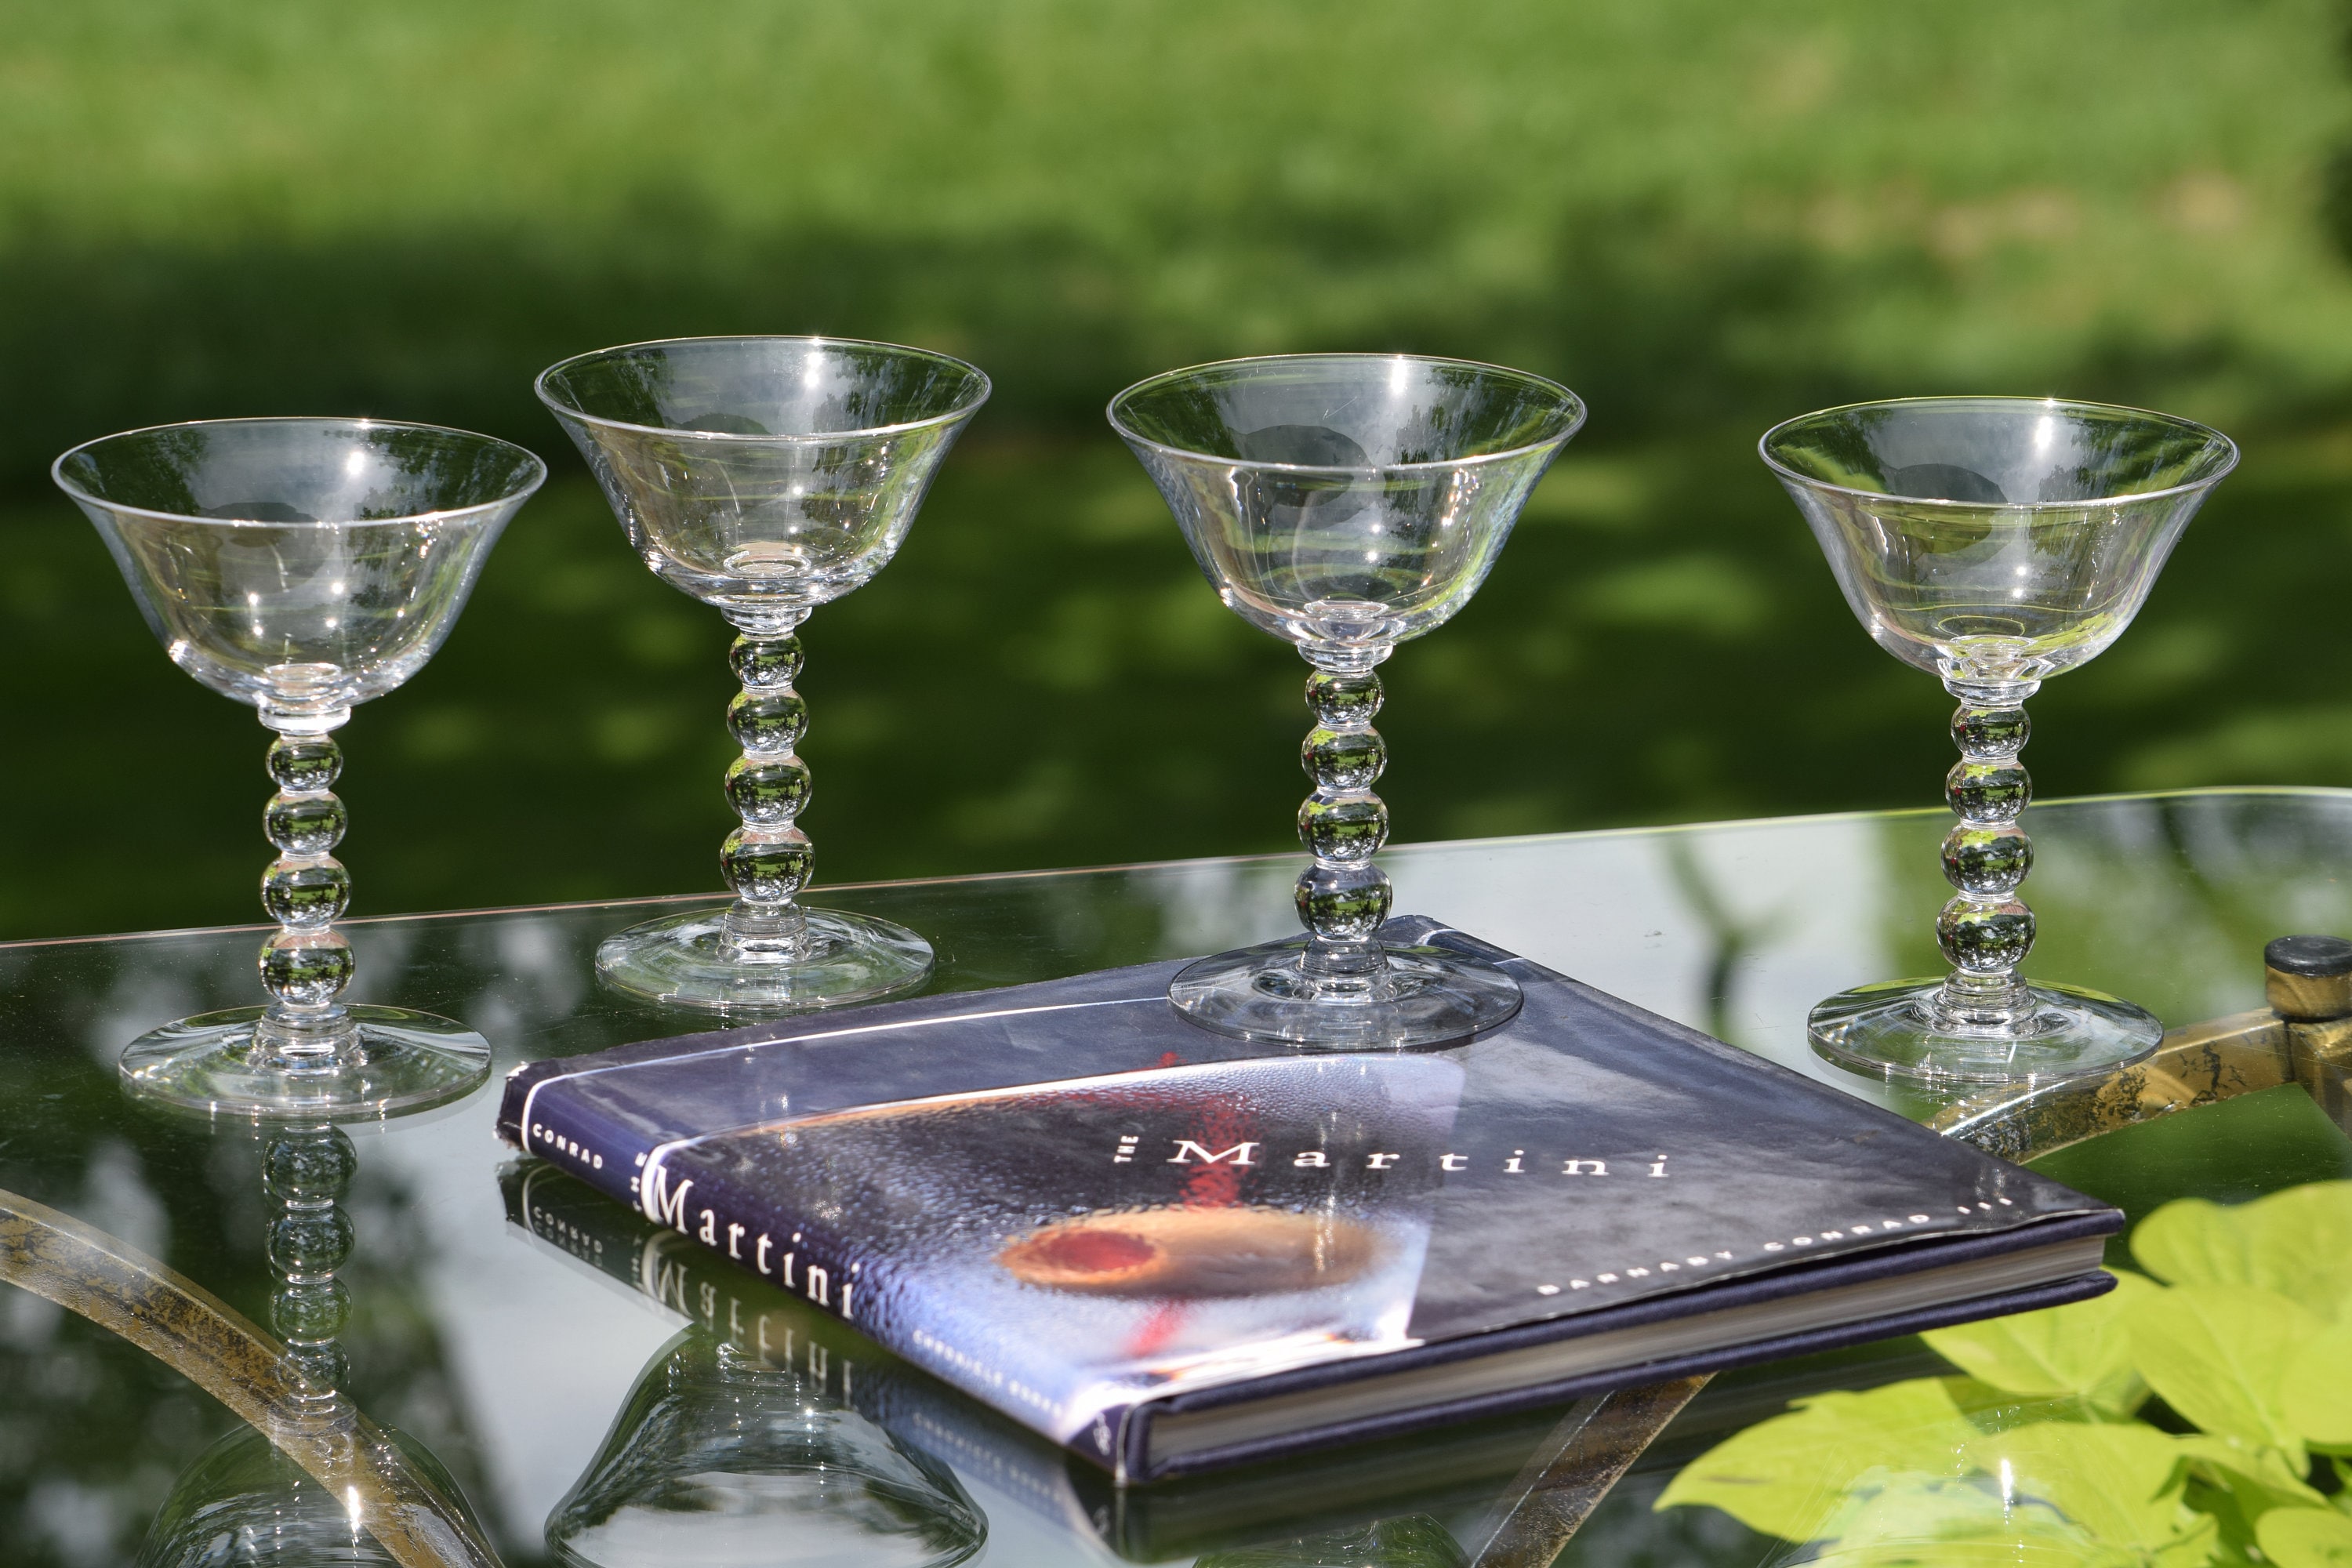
[125,710,503,1117]
[578,603,932,1012]
[538,336,988,1013]
[1935,677,2039,1029]
[264,1124,358,1414]
[1767,396,2237,1084]
[57,417,539,1120]
[256,728,357,1060]
[717,617,816,953]
[1111,354,1586,1049]
[1292,650,1397,989]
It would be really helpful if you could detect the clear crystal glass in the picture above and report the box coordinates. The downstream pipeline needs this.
[1110,354,1585,1048]
[537,336,988,1012]
[1763,396,2237,1083]
[56,418,543,1120]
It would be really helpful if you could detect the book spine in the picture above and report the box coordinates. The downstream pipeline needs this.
[632,1145,876,1328]
[500,1078,1109,1456]
[508,1163,878,1391]
[499,1067,684,1215]
[615,1139,1127,1466]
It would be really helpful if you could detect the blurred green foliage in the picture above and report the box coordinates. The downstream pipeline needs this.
[1659,1174,2352,1565]
[7,0,2352,935]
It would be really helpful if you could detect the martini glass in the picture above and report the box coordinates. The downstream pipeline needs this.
[1110,354,1585,1048]
[537,336,988,1011]
[1762,396,2237,1083]
[56,418,543,1120]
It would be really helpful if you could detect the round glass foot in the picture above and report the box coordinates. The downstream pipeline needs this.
[596,906,934,1012]
[1808,978,2163,1086]
[1168,936,1522,1049]
[118,1005,491,1121]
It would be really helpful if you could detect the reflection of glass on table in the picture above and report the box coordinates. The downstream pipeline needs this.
[2,787,2349,1565]
[546,1329,984,1568]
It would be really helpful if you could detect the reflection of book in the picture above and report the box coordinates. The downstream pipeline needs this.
[502,1163,1091,1534]
[499,919,2122,1482]
[506,1160,1991,1564]
[505,1161,1579,1562]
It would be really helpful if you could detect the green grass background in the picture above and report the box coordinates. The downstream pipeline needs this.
[8,0,2352,937]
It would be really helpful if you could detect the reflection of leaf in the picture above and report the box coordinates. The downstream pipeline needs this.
[2259,1507,2352,1567]
[1194,1514,1468,1567]
[1652,1378,1976,1542]
[1959,1420,2205,1555]
[1661,1388,2226,1563]
[2284,1323,2352,1448]
[2132,1183,2352,1320]
[2129,1284,2322,1463]
[1806,1475,2122,1567]
[2172,1432,2325,1562]
[1923,1270,2154,1414]
[2174,1432,2329,1514]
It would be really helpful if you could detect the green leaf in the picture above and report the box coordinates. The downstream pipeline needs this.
[1653,1377,1977,1542]
[2131,1200,2239,1288]
[2132,1183,2352,1322]
[2284,1323,2352,1448]
[1923,1270,2156,1413]
[2128,1283,2323,1465]
[1959,1420,2204,1554]
[2153,1517,2228,1568]
[2258,1507,2352,1568]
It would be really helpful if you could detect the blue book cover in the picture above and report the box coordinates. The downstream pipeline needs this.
[499,920,2121,1482]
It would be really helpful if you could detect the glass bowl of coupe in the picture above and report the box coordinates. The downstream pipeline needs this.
[1764,395,2236,1086]
[1110,353,1585,1050]
[57,416,542,1120]
[538,336,989,1014]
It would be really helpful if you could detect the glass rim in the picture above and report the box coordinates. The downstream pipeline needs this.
[1105,352,1588,476]
[533,333,993,444]
[51,416,548,530]
[1758,394,2241,510]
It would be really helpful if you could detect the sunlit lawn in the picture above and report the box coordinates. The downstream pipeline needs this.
[5,0,2352,935]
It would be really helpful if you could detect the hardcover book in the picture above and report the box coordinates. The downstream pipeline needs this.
[498,920,2122,1482]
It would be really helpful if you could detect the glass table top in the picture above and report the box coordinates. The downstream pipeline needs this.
[5,787,2351,1566]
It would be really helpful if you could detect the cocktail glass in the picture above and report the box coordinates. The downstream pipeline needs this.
[536,336,988,1011]
[1762,396,2237,1083]
[1109,354,1585,1048]
[56,417,543,1119]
